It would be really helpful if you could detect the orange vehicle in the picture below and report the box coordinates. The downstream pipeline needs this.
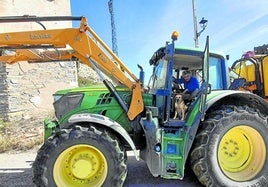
[231,44,268,101]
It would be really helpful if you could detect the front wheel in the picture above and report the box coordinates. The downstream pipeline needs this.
[191,105,268,187]
[33,125,127,187]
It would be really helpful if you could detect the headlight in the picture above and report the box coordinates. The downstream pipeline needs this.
[53,95,62,102]
[53,93,84,119]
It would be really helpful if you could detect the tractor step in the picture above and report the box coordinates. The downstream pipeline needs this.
[161,129,186,179]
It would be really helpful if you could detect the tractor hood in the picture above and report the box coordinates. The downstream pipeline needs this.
[52,85,153,131]
[52,85,132,123]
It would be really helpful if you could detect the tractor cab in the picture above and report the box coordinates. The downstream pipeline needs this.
[147,38,229,124]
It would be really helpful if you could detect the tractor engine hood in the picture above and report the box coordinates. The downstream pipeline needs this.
[52,85,132,122]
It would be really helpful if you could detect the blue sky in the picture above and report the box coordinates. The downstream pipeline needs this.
[70,0,268,79]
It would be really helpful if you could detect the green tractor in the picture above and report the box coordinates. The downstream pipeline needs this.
[0,16,267,187]
[34,37,268,187]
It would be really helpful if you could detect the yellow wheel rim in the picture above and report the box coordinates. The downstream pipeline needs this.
[218,125,266,181]
[54,144,108,187]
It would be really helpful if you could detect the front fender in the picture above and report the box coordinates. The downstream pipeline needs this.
[67,113,139,160]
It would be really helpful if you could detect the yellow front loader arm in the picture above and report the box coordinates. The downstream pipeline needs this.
[0,16,144,120]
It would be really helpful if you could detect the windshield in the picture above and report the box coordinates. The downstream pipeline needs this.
[149,59,168,90]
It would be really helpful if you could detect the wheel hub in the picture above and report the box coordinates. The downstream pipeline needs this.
[218,125,266,181]
[70,152,95,179]
[219,129,251,172]
[54,144,108,187]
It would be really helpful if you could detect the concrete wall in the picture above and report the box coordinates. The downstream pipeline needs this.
[0,0,78,121]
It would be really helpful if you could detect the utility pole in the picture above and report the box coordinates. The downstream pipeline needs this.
[108,0,118,55]
[192,0,199,48]
[192,0,208,48]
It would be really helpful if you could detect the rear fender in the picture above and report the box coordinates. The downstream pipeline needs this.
[206,90,268,115]
[68,113,139,160]
[183,90,268,172]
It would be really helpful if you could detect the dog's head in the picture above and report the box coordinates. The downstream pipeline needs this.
[175,94,183,102]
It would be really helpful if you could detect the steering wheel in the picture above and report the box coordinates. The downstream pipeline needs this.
[172,82,184,93]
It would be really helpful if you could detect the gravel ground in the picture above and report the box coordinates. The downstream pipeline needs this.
[0,150,202,187]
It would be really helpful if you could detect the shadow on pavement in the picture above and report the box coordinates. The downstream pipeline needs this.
[124,156,203,187]
[0,154,202,187]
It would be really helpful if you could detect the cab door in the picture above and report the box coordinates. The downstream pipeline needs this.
[200,36,210,119]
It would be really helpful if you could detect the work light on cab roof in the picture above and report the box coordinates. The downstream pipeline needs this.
[171,31,179,41]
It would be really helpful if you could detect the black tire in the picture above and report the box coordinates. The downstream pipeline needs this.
[190,105,268,187]
[33,125,127,187]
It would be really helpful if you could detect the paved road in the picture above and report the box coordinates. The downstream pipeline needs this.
[0,150,202,187]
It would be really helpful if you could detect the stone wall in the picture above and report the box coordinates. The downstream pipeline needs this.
[0,62,8,120]
[4,61,77,120]
[0,0,78,121]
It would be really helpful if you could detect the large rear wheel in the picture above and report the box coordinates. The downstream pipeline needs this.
[191,105,268,187]
[33,125,127,187]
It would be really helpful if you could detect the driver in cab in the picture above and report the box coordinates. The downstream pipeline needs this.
[173,70,200,100]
